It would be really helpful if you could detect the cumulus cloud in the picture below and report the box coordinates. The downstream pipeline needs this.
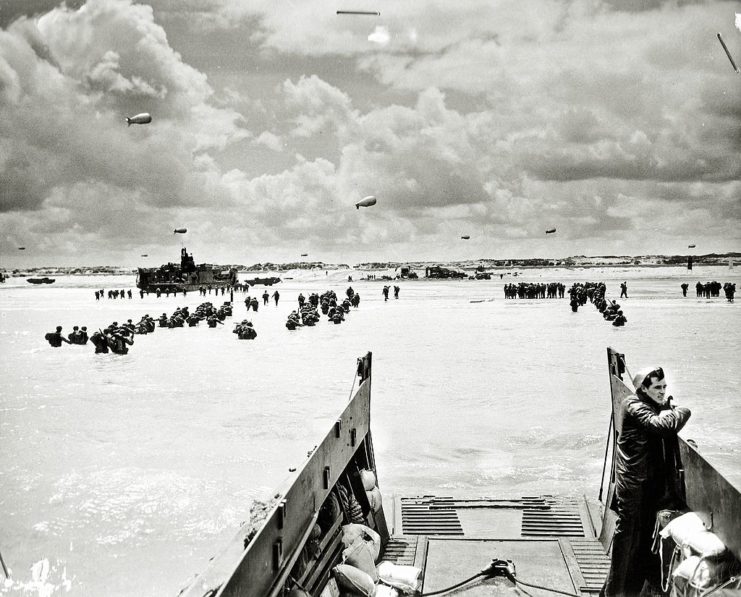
[2,0,739,264]
[368,26,390,46]
[0,0,251,259]
[282,75,357,138]
[253,131,284,152]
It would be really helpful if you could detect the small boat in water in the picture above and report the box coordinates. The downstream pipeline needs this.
[180,350,741,596]
[26,277,55,284]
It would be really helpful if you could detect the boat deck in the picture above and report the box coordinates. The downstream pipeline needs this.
[384,495,610,596]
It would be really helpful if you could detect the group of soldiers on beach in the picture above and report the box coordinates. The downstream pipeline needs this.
[243,290,280,312]
[44,326,89,347]
[94,285,240,301]
[381,285,400,300]
[681,281,736,301]
[157,302,233,329]
[504,282,566,299]
[286,287,362,329]
[568,282,627,326]
[48,274,741,353]
[46,300,234,354]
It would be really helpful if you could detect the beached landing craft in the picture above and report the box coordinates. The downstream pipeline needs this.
[136,248,237,293]
[180,351,741,597]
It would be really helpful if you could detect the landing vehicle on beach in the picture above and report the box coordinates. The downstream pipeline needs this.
[425,266,467,279]
[241,276,282,287]
[180,349,740,597]
[136,248,237,293]
[26,277,55,284]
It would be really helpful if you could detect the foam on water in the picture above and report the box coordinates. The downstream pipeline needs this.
[1,266,739,596]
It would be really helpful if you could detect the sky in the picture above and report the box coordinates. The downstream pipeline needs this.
[0,0,740,267]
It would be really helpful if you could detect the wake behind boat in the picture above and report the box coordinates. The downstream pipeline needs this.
[180,350,741,596]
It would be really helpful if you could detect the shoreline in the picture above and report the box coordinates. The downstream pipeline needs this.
[1,260,737,278]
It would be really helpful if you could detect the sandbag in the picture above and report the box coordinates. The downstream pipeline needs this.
[672,555,718,590]
[343,540,378,581]
[341,524,381,561]
[376,562,421,594]
[683,531,726,558]
[660,512,707,545]
[366,487,382,513]
[333,564,375,597]
[374,585,399,597]
[359,469,377,491]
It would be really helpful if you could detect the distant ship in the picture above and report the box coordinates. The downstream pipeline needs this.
[136,248,237,293]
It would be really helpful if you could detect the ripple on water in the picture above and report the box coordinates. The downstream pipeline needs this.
[1,270,739,596]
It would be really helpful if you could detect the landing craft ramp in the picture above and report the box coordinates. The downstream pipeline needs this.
[383,496,609,596]
[386,495,610,595]
[180,350,740,597]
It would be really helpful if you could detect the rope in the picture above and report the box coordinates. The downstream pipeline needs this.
[418,572,484,596]
[507,574,581,597]
[700,576,739,597]
[598,411,614,501]
[347,368,358,401]
[660,545,678,593]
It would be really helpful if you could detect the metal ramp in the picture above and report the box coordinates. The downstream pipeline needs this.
[386,494,610,596]
[522,496,587,537]
[564,538,612,594]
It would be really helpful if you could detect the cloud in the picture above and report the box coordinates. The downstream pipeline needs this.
[0,0,249,218]
[368,26,390,46]
[2,0,740,264]
[282,75,357,138]
[253,131,284,151]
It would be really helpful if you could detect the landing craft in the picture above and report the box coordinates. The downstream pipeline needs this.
[126,112,152,126]
[355,195,377,210]
[141,254,148,257]
[461,235,470,240]
[173,228,187,234]
[18,247,25,250]
[688,244,696,248]
[545,228,556,234]
[301,253,308,257]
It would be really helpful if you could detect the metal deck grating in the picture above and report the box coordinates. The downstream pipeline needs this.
[521,496,586,537]
[568,539,611,593]
[400,497,464,535]
[380,536,418,566]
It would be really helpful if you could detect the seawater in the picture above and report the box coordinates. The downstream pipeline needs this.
[1,266,739,596]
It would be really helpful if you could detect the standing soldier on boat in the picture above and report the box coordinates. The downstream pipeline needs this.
[602,367,691,597]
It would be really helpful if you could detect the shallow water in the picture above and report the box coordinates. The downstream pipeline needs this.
[1,265,739,596]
